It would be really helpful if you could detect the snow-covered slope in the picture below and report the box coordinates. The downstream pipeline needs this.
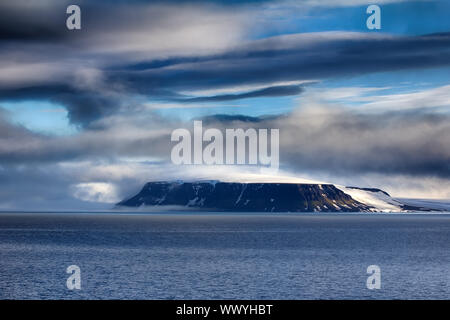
[335,186,405,212]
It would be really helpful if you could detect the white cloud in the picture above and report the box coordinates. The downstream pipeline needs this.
[304,86,390,101]
[304,84,450,112]
[356,84,450,111]
[0,62,71,89]
[143,102,244,110]
[181,80,317,97]
[71,182,120,203]
[80,4,250,59]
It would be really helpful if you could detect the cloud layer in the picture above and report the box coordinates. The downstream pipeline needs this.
[1,102,449,177]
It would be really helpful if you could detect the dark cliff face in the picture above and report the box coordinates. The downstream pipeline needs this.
[117,181,374,212]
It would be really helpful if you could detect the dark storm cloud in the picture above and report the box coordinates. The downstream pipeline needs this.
[0,85,123,125]
[74,30,450,123]
[0,0,251,124]
[30,31,450,124]
[55,92,121,125]
[118,32,450,94]
[1,0,450,125]
[0,1,69,42]
[39,31,450,124]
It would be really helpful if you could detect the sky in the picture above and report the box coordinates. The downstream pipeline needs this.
[0,0,449,210]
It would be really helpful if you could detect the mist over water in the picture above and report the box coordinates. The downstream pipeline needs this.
[0,213,449,299]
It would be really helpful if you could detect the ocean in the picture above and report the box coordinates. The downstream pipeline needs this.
[0,213,449,299]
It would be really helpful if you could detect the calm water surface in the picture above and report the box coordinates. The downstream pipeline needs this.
[0,213,449,299]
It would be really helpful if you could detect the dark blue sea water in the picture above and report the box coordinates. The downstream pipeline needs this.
[0,213,449,299]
